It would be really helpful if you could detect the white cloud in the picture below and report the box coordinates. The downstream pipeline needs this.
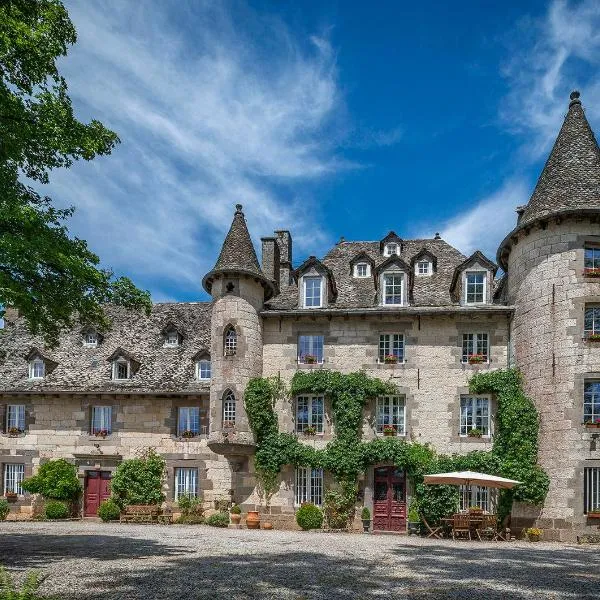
[47,1,351,299]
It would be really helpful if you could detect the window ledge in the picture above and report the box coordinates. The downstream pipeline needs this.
[88,435,114,441]
[174,434,208,441]
[376,360,406,366]
[377,432,407,438]
[2,433,26,438]
[459,435,492,443]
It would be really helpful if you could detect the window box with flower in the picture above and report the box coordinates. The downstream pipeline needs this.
[467,428,483,438]
[6,427,24,437]
[587,510,600,519]
[303,425,317,436]
[181,430,197,439]
[468,354,486,365]
[584,418,600,429]
[383,354,398,364]
[94,429,110,438]
[383,424,396,437]
[302,354,318,365]
[584,267,600,278]
[586,333,600,342]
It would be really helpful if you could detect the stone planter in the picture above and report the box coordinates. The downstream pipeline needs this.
[230,513,241,525]
[262,522,273,530]
[246,510,260,529]
[407,521,420,536]
[362,519,371,533]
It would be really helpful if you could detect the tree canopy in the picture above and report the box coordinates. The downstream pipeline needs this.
[0,0,151,346]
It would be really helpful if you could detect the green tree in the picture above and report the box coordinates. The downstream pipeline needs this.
[21,458,81,500]
[0,0,151,346]
[110,449,165,507]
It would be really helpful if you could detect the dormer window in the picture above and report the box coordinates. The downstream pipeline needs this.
[354,263,370,278]
[83,332,99,347]
[196,359,211,380]
[303,276,323,308]
[112,357,130,381]
[28,357,45,379]
[384,243,399,257]
[224,327,237,356]
[416,261,432,276]
[382,272,404,306]
[164,330,179,347]
[465,271,486,304]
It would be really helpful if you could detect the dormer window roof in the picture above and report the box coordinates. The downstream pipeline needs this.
[380,231,403,256]
[24,348,57,380]
[161,322,183,347]
[107,348,140,381]
[450,251,497,305]
[294,256,337,308]
[411,248,437,277]
[349,251,375,278]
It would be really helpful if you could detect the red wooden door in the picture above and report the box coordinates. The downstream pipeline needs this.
[84,471,111,517]
[373,467,406,532]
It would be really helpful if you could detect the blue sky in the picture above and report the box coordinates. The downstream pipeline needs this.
[44,0,600,302]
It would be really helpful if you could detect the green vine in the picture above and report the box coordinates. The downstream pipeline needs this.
[244,368,549,526]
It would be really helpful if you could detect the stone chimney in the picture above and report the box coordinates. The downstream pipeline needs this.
[261,237,280,288]
[275,230,293,287]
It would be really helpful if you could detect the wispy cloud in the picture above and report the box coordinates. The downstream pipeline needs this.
[47,1,353,299]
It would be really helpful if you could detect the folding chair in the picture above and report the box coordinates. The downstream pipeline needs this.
[420,514,443,539]
[452,513,471,540]
[476,514,497,541]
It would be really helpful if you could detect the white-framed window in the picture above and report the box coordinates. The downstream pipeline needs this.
[297,335,324,364]
[196,360,211,380]
[378,334,404,363]
[224,327,237,356]
[584,381,600,425]
[28,358,45,379]
[223,391,236,426]
[164,330,179,347]
[465,271,486,304]
[354,263,370,278]
[6,405,25,433]
[178,407,200,437]
[376,396,406,435]
[295,467,323,507]
[584,467,600,514]
[584,306,600,338]
[83,332,98,347]
[382,272,404,306]
[584,246,600,270]
[459,485,495,512]
[416,261,432,276]
[462,333,489,363]
[91,406,112,435]
[460,395,490,437]
[3,464,25,495]
[175,468,198,500]
[384,243,399,257]
[303,276,323,308]
[295,396,324,434]
[112,358,130,380]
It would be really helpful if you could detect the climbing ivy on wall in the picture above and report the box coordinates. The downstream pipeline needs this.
[244,368,549,525]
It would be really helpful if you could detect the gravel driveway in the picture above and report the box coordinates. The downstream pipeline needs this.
[0,521,599,599]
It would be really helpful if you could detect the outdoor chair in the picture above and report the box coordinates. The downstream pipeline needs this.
[475,514,498,541]
[452,513,471,540]
[420,514,443,539]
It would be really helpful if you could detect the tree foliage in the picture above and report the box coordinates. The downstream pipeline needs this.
[21,458,81,500]
[0,0,151,345]
[110,448,165,508]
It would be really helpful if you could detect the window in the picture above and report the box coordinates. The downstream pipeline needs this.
[459,485,495,512]
[462,333,489,363]
[83,332,98,347]
[584,246,600,271]
[584,306,600,338]
[112,358,130,380]
[416,261,431,275]
[175,468,198,500]
[3,464,25,495]
[224,327,237,356]
[297,335,324,364]
[6,405,25,433]
[465,271,486,304]
[28,358,45,379]
[584,382,600,425]
[584,467,600,514]
[384,243,399,257]
[295,467,323,506]
[223,390,236,426]
[164,330,179,347]
[178,407,200,437]
[376,396,406,435]
[382,273,404,306]
[379,334,404,363]
[460,396,490,437]
[91,406,112,435]
[295,396,324,434]
[303,277,323,308]
[354,263,370,278]
[196,360,211,380]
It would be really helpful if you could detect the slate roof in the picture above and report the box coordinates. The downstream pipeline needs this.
[0,303,212,394]
[265,237,496,310]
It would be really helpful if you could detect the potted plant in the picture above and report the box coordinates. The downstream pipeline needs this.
[584,267,600,277]
[584,418,600,429]
[303,425,317,436]
[7,427,23,437]
[468,354,486,364]
[222,421,235,430]
[383,424,396,437]
[230,504,242,525]
[586,333,600,342]
[468,505,484,515]
[407,502,420,535]
[383,354,398,364]
[94,429,109,438]
[361,507,371,533]
[5,491,18,503]
[468,428,483,438]
[303,354,317,365]
[526,527,542,542]
[181,429,196,439]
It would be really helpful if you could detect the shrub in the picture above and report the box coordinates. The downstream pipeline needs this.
[175,515,205,525]
[110,449,165,508]
[206,512,230,527]
[45,501,69,520]
[360,507,370,520]
[98,499,121,522]
[296,503,323,530]
[0,568,44,599]
[178,495,204,518]
[0,499,9,521]
[230,504,241,514]
[21,459,81,501]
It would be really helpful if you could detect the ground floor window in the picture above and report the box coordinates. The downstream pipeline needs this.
[460,396,490,436]
[376,396,406,434]
[584,467,600,513]
[3,463,25,495]
[458,485,495,512]
[295,467,323,507]
[175,468,198,500]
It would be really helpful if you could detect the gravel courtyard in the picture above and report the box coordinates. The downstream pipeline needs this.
[1,521,599,599]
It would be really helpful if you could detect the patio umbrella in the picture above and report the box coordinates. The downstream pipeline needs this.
[423,471,521,489]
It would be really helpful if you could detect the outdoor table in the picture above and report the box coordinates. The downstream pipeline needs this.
[442,514,498,539]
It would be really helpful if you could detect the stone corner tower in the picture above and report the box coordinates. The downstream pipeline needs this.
[202,204,274,457]
[498,91,600,540]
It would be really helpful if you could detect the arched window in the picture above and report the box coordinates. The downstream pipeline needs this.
[223,390,236,426]
[224,326,237,356]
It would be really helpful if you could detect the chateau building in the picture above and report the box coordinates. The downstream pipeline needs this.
[1,92,599,540]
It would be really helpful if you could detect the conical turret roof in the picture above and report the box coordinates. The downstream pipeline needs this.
[520,91,600,226]
[202,204,274,299]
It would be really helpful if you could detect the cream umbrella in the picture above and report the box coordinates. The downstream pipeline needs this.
[423,471,521,489]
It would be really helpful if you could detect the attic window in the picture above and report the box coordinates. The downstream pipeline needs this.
[384,243,399,257]
[465,271,486,304]
[112,357,130,381]
[416,261,432,276]
[354,263,370,278]
[28,357,45,379]
[164,330,180,347]
[303,276,323,308]
[83,332,99,347]
[196,359,211,380]
[382,272,405,306]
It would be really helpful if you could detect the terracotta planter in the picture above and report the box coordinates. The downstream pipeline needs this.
[262,522,273,530]
[587,512,600,519]
[584,423,600,429]
[5,495,17,503]
[246,510,260,529]
[383,430,395,437]
[230,513,241,525]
